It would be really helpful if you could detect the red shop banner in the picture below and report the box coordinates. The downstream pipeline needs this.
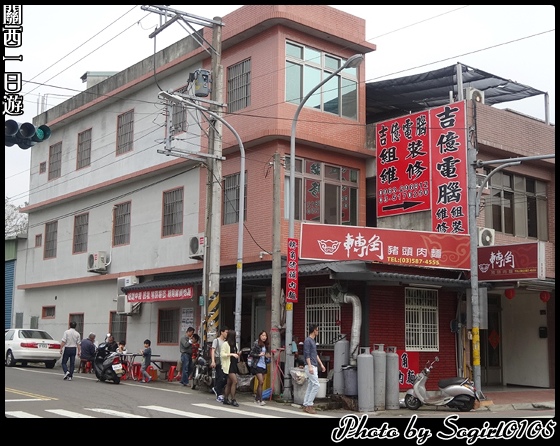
[286,237,299,303]
[300,223,470,270]
[127,286,194,303]
[478,242,545,281]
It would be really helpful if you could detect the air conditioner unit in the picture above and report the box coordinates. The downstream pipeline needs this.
[87,251,107,273]
[117,295,133,315]
[465,87,485,104]
[117,276,138,295]
[477,227,496,247]
[188,233,205,260]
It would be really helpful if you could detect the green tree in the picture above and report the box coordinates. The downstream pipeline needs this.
[5,196,28,237]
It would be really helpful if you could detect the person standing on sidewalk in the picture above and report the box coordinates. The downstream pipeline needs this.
[211,326,228,402]
[139,339,152,383]
[221,330,240,407]
[60,321,81,381]
[179,327,194,387]
[302,324,326,414]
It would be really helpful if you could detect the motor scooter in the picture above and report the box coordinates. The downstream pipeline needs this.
[93,334,125,384]
[191,343,213,390]
[404,356,479,412]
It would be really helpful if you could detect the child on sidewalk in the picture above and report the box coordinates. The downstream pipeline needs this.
[140,339,152,383]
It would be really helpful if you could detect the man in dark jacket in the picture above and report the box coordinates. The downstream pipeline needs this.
[179,327,194,387]
[80,333,97,361]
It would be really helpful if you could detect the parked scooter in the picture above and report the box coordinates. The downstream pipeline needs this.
[404,356,479,412]
[93,334,125,384]
[191,343,213,390]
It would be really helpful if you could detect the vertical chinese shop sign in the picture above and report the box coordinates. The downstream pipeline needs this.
[376,101,468,234]
[376,110,431,218]
[430,101,468,234]
[285,238,299,303]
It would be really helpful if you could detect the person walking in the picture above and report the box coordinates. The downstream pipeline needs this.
[139,339,152,383]
[211,326,228,402]
[188,333,200,382]
[302,324,326,414]
[179,327,194,387]
[60,321,81,381]
[249,330,271,406]
[221,330,240,407]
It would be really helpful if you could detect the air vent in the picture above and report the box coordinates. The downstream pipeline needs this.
[188,233,205,260]
[465,87,485,104]
[87,251,107,273]
[477,227,495,247]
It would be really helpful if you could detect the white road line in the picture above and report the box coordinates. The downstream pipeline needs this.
[239,402,335,418]
[139,405,214,417]
[193,403,281,418]
[45,409,96,418]
[5,398,50,402]
[6,411,43,418]
[85,408,147,418]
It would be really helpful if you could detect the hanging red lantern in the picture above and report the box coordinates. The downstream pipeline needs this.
[504,288,515,300]
[540,291,551,303]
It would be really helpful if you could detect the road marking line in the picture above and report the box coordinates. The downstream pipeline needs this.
[193,403,281,418]
[46,409,96,418]
[139,405,213,417]
[6,411,43,418]
[86,408,147,418]
[239,402,335,417]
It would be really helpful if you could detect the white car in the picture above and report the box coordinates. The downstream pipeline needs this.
[5,328,62,369]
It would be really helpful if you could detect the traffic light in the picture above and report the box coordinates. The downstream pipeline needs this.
[5,119,51,150]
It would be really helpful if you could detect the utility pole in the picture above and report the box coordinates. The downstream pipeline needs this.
[206,18,223,343]
[270,152,282,394]
[141,5,224,344]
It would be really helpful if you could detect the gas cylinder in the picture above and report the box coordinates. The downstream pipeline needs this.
[372,343,386,411]
[333,335,349,395]
[385,346,400,409]
[357,347,374,412]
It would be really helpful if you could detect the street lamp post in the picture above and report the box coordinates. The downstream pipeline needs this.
[282,53,364,400]
[158,91,246,348]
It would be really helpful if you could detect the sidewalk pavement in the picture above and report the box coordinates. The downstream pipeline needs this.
[159,375,555,413]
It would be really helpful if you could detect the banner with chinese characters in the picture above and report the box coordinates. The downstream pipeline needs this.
[127,286,194,303]
[398,350,420,390]
[375,101,468,235]
[478,242,545,281]
[286,237,299,303]
[300,222,470,270]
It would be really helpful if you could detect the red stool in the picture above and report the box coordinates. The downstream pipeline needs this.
[131,362,142,380]
[78,359,92,373]
[167,365,180,382]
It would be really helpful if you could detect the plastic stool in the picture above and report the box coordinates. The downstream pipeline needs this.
[78,359,92,373]
[131,362,142,380]
[167,365,180,382]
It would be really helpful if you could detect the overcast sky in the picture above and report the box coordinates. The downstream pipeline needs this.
[4,5,555,207]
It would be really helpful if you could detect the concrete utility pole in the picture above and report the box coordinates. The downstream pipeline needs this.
[206,18,224,343]
[271,152,282,393]
[142,5,224,344]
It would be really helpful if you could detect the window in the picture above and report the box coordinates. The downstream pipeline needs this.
[113,202,131,246]
[285,41,359,120]
[158,308,180,344]
[70,313,85,341]
[223,172,247,225]
[35,234,42,247]
[285,157,358,225]
[172,85,189,134]
[44,221,58,259]
[405,288,439,351]
[48,141,62,180]
[73,213,89,253]
[116,110,134,155]
[305,287,341,349]
[162,187,184,237]
[110,312,128,344]
[42,306,55,319]
[39,162,46,174]
[77,128,92,169]
[485,171,548,240]
[227,58,251,112]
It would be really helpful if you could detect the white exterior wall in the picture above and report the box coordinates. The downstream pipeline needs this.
[501,290,550,387]
[14,58,206,350]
